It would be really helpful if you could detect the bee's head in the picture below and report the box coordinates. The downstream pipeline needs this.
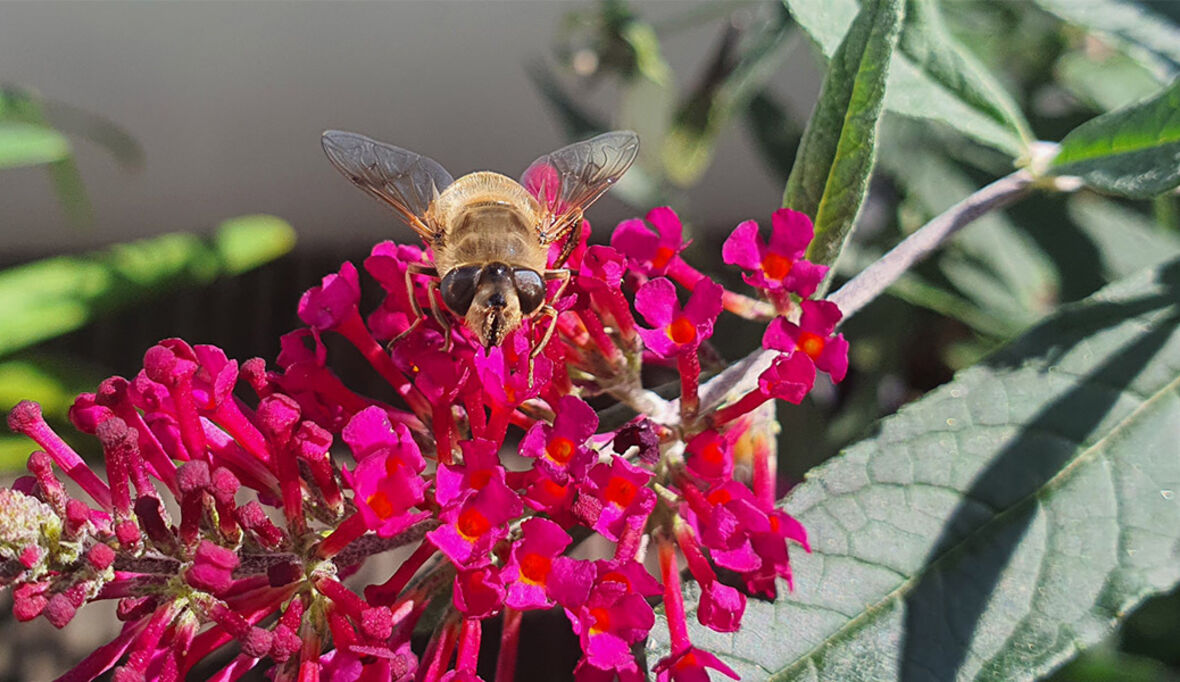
[441,263,546,348]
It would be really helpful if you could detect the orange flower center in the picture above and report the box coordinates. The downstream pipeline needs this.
[701,441,725,465]
[666,317,697,345]
[603,477,638,508]
[539,478,568,500]
[457,508,491,540]
[706,488,732,505]
[761,252,793,280]
[589,606,612,634]
[651,245,676,270]
[520,553,552,584]
[366,491,395,519]
[797,331,826,359]
[546,436,576,464]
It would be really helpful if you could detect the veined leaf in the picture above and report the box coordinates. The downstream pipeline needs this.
[649,257,1180,680]
[1032,0,1180,81]
[784,0,1029,157]
[0,215,295,358]
[785,0,904,285]
[1050,78,1180,198]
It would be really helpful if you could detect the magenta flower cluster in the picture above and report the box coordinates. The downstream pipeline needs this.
[1,207,846,681]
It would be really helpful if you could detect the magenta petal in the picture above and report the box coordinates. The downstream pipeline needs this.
[552,395,599,444]
[634,277,678,328]
[637,327,678,359]
[761,316,798,352]
[698,582,746,633]
[298,262,361,330]
[783,259,828,298]
[548,557,595,608]
[721,220,764,270]
[610,218,658,262]
[817,333,850,382]
[758,353,815,404]
[800,299,843,336]
[683,279,724,339]
[769,208,815,255]
[645,206,683,246]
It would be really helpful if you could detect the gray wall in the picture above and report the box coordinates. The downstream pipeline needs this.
[0,1,819,256]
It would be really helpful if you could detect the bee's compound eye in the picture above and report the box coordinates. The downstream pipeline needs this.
[514,269,546,314]
[440,266,481,316]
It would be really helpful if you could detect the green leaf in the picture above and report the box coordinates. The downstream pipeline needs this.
[0,122,71,168]
[649,257,1180,679]
[1050,78,1180,198]
[662,3,796,187]
[784,0,1029,156]
[1032,0,1180,80]
[784,0,904,282]
[890,0,1032,150]
[0,216,295,357]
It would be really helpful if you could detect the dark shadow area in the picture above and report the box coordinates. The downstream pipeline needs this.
[899,262,1180,681]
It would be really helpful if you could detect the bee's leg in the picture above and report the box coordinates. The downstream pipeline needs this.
[551,213,584,268]
[527,270,572,384]
[427,283,454,352]
[387,264,440,351]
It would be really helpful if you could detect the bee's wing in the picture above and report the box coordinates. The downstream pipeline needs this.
[321,130,454,241]
[520,130,639,243]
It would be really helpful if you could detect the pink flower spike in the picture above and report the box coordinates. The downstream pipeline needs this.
[297,261,362,331]
[722,209,828,297]
[610,206,686,276]
[635,278,723,359]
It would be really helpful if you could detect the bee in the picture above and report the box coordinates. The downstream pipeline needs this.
[321,129,640,362]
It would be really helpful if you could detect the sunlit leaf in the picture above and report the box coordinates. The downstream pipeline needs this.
[1051,78,1180,198]
[0,122,71,169]
[785,0,1029,156]
[785,0,904,284]
[650,256,1180,680]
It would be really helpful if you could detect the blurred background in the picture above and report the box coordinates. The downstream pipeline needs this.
[1,1,1179,679]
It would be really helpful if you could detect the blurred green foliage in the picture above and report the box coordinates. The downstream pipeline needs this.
[0,86,296,472]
